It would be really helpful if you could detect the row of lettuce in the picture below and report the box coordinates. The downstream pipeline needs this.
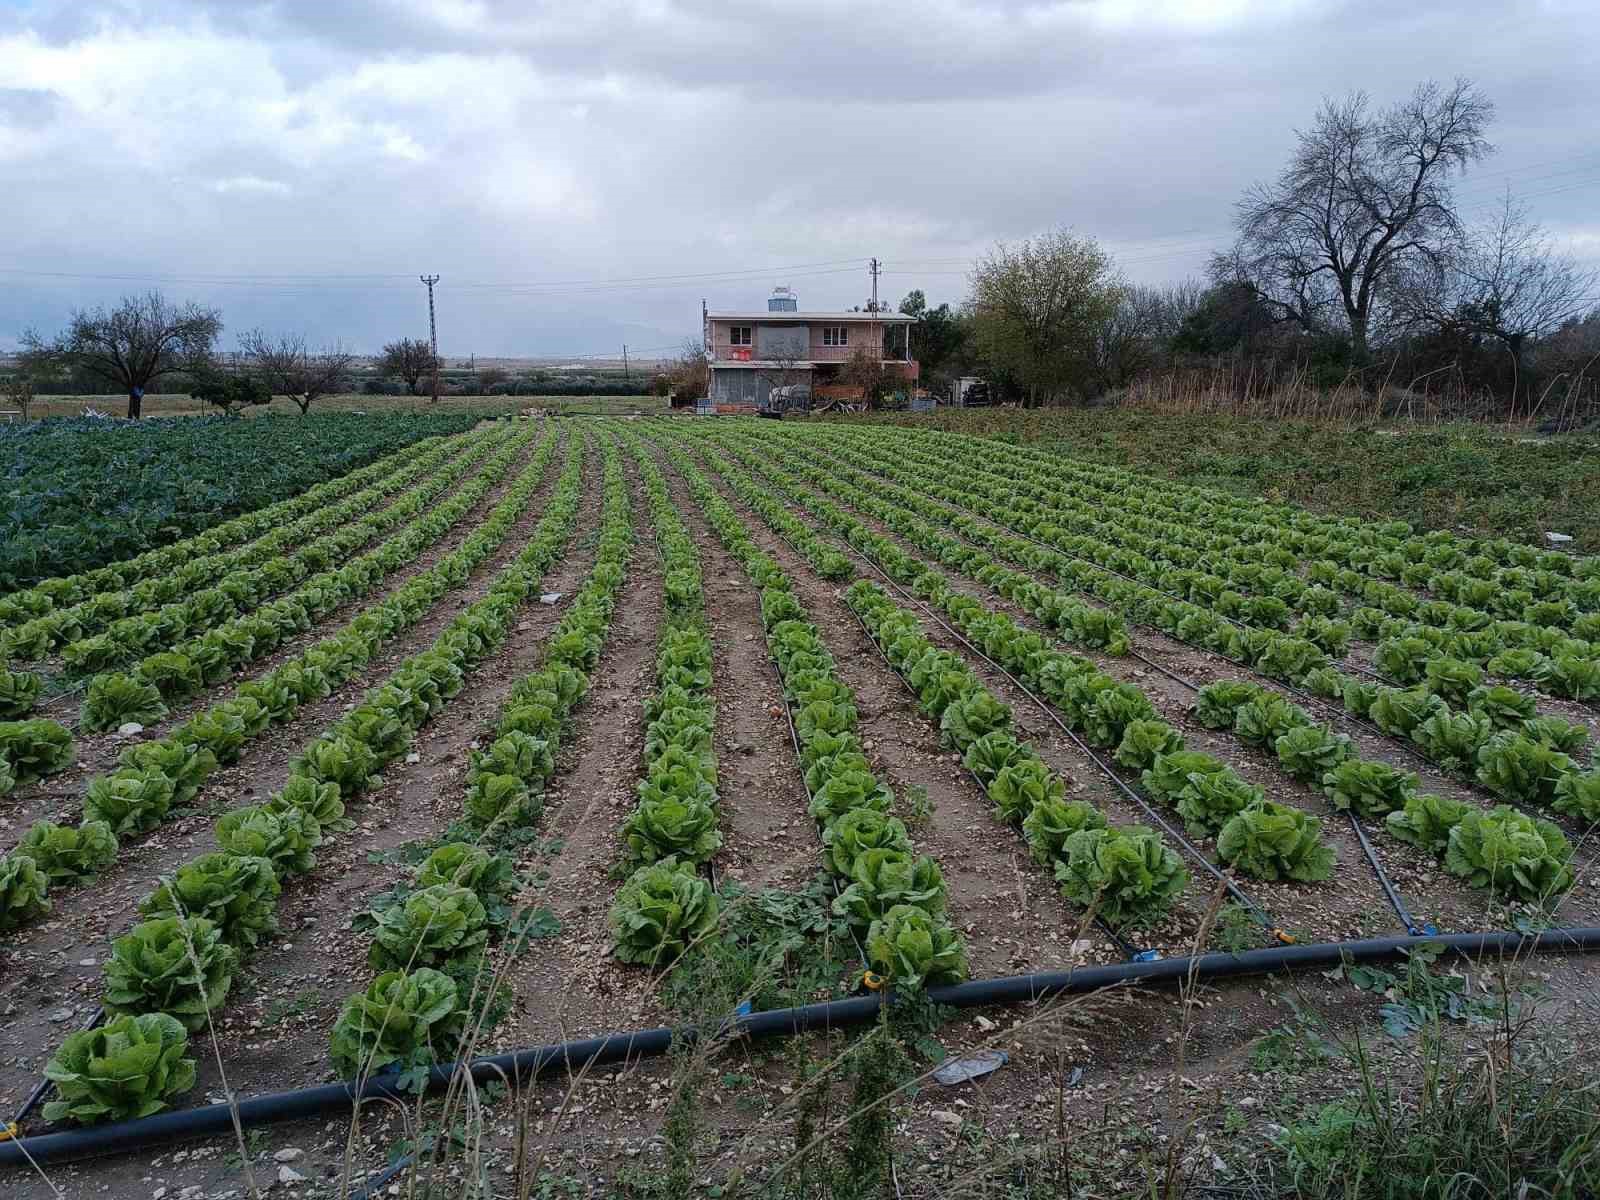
[651,437,967,987]
[331,434,632,1084]
[879,424,1600,628]
[779,427,1600,702]
[0,425,552,935]
[30,432,605,1126]
[4,429,515,738]
[683,427,1581,911]
[724,427,1600,829]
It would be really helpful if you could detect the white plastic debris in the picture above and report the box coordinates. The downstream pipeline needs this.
[1546,531,1574,545]
[539,592,564,604]
[932,1049,1009,1086]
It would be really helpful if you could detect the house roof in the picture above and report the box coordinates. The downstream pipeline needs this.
[707,310,916,323]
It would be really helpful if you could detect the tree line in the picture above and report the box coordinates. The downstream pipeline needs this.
[11,300,445,418]
[657,77,1595,424]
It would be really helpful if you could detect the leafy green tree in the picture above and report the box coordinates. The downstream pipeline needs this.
[969,229,1121,405]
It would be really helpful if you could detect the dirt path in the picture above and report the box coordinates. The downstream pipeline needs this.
[510,451,671,1046]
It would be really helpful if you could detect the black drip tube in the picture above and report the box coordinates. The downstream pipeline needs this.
[5,926,1599,1169]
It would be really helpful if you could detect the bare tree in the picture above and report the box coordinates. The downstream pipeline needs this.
[969,228,1121,405]
[20,291,223,418]
[837,346,888,410]
[1214,78,1494,361]
[1397,193,1598,361]
[478,366,509,392]
[3,371,35,422]
[1090,284,1197,393]
[239,329,354,414]
[380,337,437,396]
[756,344,809,413]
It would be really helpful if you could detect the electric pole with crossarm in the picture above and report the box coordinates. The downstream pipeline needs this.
[420,274,441,403]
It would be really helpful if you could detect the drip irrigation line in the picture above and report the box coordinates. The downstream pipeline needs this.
[3,1008,104,1142]
[1344,812,1434,937]
[10,927,1600,1168]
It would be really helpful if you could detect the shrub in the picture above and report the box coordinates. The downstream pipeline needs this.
[17,819,118,883]
[863,904,967,988]
[103,915,237,1029]
[1054,826,1187,927]
[610,858,721,967]
[42,1012,197,1125]
[1217,802,1336,882]
[329,968,466,1078]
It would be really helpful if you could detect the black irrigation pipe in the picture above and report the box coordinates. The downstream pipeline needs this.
[9,926,1600,1169]
[2,1008,104,1142]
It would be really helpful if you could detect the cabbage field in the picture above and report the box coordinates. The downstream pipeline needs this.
[2,414,1598,1198]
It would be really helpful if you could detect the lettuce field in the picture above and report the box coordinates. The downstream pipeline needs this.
[2,413,1599,1197]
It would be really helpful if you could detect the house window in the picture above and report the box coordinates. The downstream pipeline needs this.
[822,326,848,347]
[729,326,752,346]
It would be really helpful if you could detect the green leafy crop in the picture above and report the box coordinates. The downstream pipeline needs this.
[368,883,490,973]
[1054,826,1187,927]
[0,853,51,930]
[864,904,967,988]
[139,852,281,951]
[17,820,118,884]
[609,858,720,967]
[1217,803,1335,883]
[1385,793,1471,855]
[42,1012,197,1125]
[1443,806,1573,901]
[1321,759,1418,819]
[330,968,466,1079]
[103,915,237,1029]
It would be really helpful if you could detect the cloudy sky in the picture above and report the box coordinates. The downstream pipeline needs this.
[1,0,1596,358]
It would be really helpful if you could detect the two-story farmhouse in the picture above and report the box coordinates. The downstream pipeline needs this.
[704,288,917,410]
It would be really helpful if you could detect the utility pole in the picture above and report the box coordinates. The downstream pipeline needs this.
[622,343,630,381]
[420,274,441,403]
[868,257,880,311]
